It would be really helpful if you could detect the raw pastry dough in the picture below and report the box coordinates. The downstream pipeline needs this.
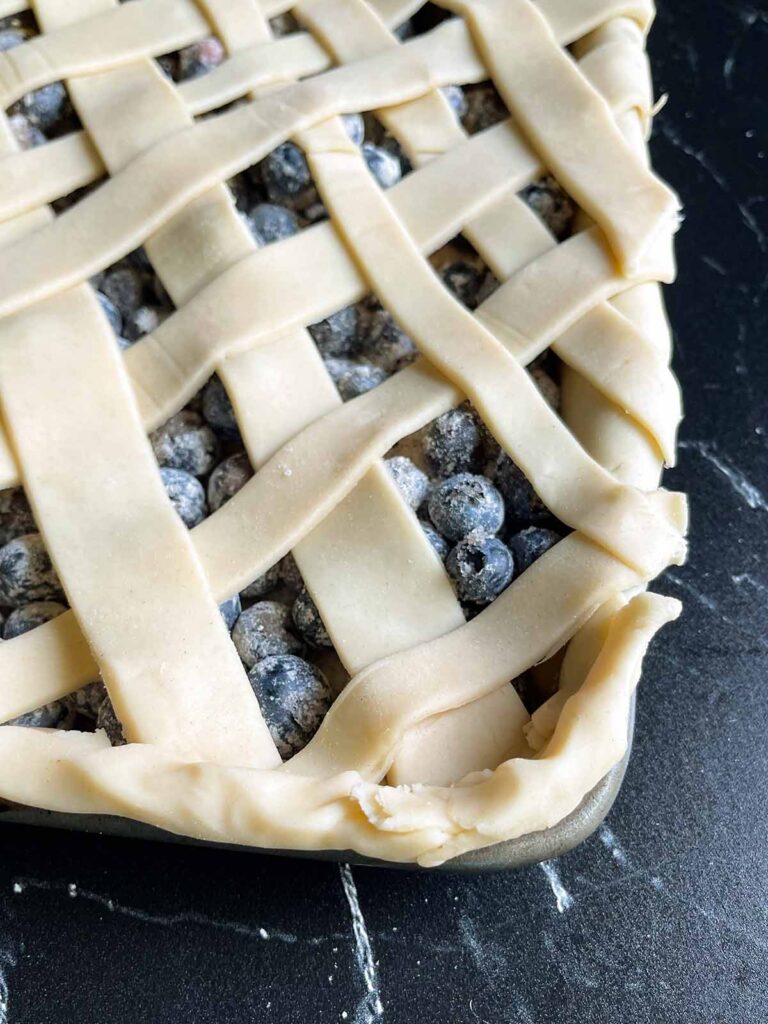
[0,0,686,865]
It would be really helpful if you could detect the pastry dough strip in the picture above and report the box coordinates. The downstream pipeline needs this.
[287,0,677,772]
[0,6,684,720]
[0,592,679,865]
[0,7,653,225]
[41,0,475,781]
[0,7,279,767]
[0,78,679,460]
[0,0,653,123]
[0,337,684,724]
[0,29,684,712]
[437,0,677,273]
[0,0,692,864]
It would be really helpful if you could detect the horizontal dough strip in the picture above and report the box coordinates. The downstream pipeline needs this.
[0,593,679,865]
[127,158,673,461]
[0,111,677,472]
[0,18,492,319]
[0,118,538,488]
[0,5,673,468]
[0,0,653,129]
[438,0,677,273]
[0,0,209,110]
[0,3,656,224]
[0,7,663,230]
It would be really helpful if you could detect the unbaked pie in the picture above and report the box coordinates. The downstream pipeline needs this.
[0,0,687,866]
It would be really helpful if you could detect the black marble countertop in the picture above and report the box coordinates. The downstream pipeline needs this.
[0,3,765,1022]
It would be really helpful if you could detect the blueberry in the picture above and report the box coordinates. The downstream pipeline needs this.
[3,601,66,640]
[96,695,126,746]
[530,366,560,410]
[8,700,73,730]
[128,247,154,274]
[447,534,514,604]
[309,307,362,358]
[202,375,240,440]
[427,473,504,542]
[292,588,331,648]
[378,134,411,175]
[301,199,328,224]
[476,271,501,306]
[0,488,36,547]
[18,82,67,132]
[492,456,550,526]
[219,593,241,631]
[240,563,281,600]
[508,527,561,575]
[386,456,429,511]
[442,85,467,120]
[323,356,359,384]
[97,291,123,336]
[100,266,144,318]
[207,453,253,512]
[362,143,402,189]
[177,36,225,80]
[462,83,508,134]
[0,29,26,52]
[0,534,63,607]
[520,175,575,240]
[227,172,254,213]
[151,411,219,476]
[337,363,386,401]
[342,113,365,146]
[442,260,485,309]
[233,601,303,668]
[123,305,167,342]
[246,203,299,245]
[8,113,45,150]
[423,407,483,476]
[269,12,300,35]
[66,681,107,719]
[420,521,449,560]
[156,54,179,80]
[279,553,304,592]
[248,654,333,759]
[160,468,207,528]
[261,142,315,207]
[361,310,417,372]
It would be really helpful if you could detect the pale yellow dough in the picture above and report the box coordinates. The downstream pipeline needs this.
[0,0,686,865]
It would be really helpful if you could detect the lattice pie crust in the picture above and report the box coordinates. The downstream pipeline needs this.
[0,0,687,866]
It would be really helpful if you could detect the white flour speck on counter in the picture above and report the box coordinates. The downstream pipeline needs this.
[540,861,573,913]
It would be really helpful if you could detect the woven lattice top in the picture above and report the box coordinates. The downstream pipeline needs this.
[0,0,686,866]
